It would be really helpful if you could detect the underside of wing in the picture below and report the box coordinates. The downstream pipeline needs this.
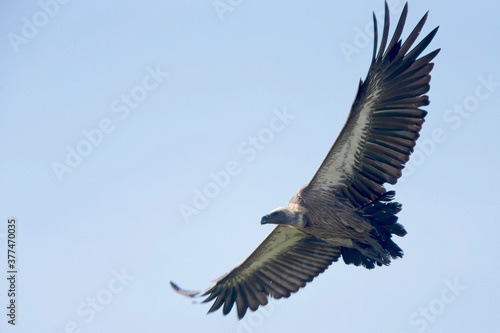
[170,225,341,319]
[308,2,440,207]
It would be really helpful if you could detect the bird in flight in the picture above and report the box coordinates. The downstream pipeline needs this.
[171,1,440,319]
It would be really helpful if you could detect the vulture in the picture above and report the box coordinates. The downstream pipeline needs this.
[171,2,440,319]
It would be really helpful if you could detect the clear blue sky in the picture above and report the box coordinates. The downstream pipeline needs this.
[1,1,499,332]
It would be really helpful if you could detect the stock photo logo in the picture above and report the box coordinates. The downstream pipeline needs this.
[53,268,134,333]
[402,278,466,333]
[212,0,244,21]
[339,0,408,63]
[177,107,296,224]
[7,0,72,54]
[400,74,500,182]
[51,65,169,182]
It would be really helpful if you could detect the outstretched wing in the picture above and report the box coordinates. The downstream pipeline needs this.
[170,225,341,319]
[308,2,440,207]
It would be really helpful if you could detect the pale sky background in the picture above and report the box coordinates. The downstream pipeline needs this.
[1,1,499,332]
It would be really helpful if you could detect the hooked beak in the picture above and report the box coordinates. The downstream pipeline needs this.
[260,215,269,225]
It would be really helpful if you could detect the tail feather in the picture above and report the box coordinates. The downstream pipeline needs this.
[341,191,407,269]
[341,247,378,269]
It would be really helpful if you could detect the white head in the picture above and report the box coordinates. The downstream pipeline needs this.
[260,207,305,227]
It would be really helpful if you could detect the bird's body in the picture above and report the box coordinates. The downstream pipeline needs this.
[269,185,402,266]
[171,1,440,319]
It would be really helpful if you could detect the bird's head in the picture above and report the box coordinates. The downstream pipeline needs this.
[260,207,305,227]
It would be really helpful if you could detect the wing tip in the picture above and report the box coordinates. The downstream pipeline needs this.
[170,280,202,298]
